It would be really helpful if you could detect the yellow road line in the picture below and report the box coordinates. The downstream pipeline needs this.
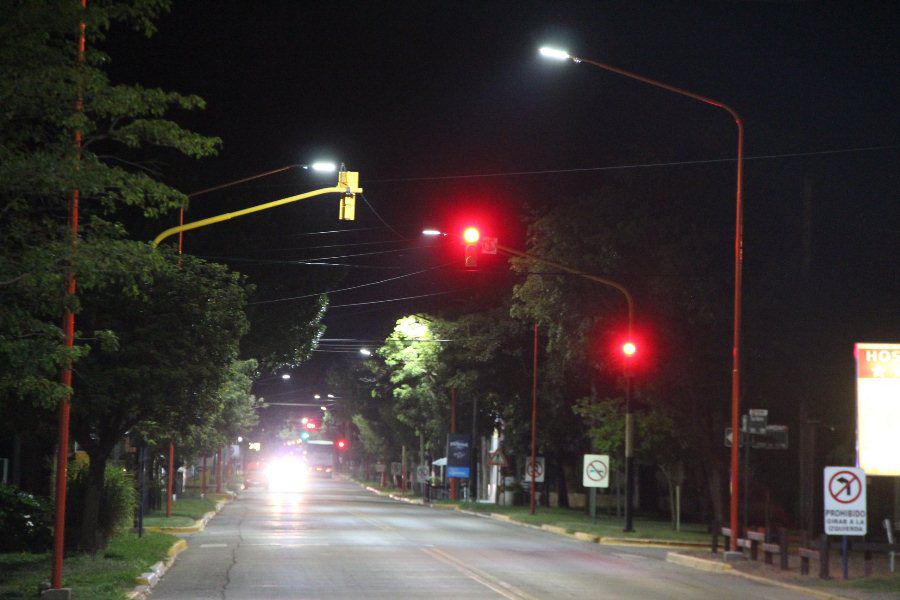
[422,547,537,600]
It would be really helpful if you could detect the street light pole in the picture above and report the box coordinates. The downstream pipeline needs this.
[540,47,744,549]
[51,2,86,589]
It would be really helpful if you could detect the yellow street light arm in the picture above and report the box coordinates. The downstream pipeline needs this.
[152,171,361,248]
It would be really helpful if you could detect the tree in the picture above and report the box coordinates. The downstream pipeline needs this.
[68,243,247,552]
[376,315,448,461]
[511,169,732,522]
[0,0,220,425]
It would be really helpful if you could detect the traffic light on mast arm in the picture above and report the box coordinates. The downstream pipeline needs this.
[463,227,480,269]
[338,170,360,220]
[335,439,348,451]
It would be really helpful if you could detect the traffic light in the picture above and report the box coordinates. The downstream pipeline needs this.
[305,420,318,430]
[463,226,480,268]
[622,341,637,357]
[335,439,348,451]
[338,170,359,220]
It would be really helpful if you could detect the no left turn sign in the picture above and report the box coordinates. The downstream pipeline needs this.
[823,466,867,536]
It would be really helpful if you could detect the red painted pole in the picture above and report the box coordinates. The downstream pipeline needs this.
[166,441,174,517]
[530,323,538,515]
[216,448,223,493]
[450,388,457,501]
[571,54,745,550]
[51,3,86,588]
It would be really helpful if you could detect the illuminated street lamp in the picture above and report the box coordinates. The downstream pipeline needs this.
[360,348,372,356]
[281,373,291,380]
[540,45,745,549]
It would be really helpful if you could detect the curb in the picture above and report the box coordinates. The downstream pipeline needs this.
[599,536,708,548]
[125,538,188,599]
[143,496,231,534]
[665,552,855,600]
[359,481,712,550]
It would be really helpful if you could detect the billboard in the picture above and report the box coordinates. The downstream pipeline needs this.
[855,343,900,475]
[447,433,471,479]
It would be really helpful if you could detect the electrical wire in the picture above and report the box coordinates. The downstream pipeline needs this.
[366,144,900,183]
[327,289,461,308]
[247,262,453,305]
[360,193,408,240]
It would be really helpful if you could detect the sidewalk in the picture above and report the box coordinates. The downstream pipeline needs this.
[668,549,898,600]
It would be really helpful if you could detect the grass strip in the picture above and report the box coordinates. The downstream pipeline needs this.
[456,503,710,542]
[142,495,217,527]
[0,529,177,600]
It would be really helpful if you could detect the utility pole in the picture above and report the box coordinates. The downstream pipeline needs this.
[450,388,457,501]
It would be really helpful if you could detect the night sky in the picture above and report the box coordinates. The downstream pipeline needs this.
[104,2,898,429]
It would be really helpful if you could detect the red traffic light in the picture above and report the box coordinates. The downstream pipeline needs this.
[462,227,480,244]
[336,439,347,450]
[622,341,637,357]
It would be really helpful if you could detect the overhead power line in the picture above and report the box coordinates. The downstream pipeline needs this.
[247,263,452,306]
[327,289,461,308]
[367,144,899,183]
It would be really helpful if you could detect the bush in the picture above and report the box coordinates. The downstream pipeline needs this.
[65,457,136,550]
[0,483,52,552]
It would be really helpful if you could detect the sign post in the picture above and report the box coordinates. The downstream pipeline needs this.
[824,466,867,579]
[583,454,610,523]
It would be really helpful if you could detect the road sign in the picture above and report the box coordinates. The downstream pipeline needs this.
[415,465,429,484]
[747,408,768,434]
[523,456,545,483]
[374,462,386,473]
[488,449,508,467]
[582,454,610,488]
[390,462,401,477]
[482,237,498,254]
[725,425,788,449]
[824,466,867,535]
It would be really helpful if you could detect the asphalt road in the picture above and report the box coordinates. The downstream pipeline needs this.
[150,477,813,599]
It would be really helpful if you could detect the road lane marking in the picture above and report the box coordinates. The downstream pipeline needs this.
[199,543,228,548]
[347,510,396,531]
[422,547,537,600]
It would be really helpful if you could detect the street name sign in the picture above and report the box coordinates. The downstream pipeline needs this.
[523,456,545,483]
[824,466,867,536]
[855,343,900,475]
[747,408,768,434]
[582,454,610,488]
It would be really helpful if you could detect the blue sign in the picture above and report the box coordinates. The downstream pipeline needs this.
[447,466,470,478]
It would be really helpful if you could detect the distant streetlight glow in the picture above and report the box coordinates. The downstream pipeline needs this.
[539,46,571,61]
[327,394,335,398]
[320,405,327,411]
[422,229,442,236]
[360,348,372,356]
[281,373,291,380]
[314,394,321,399]
[308,161,337,172]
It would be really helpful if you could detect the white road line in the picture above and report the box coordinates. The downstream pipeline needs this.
[199,543,228,548]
